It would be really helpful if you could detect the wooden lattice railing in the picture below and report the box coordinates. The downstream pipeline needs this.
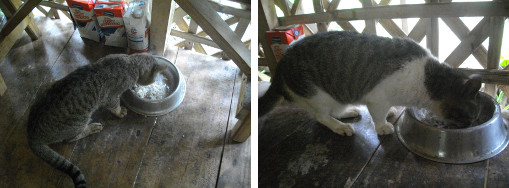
[171,1,251,59]
[259,0,508,96]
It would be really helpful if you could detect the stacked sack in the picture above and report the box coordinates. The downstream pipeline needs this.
[123,0,150,53]
[66,0,150,52]
[66,0,103,42]
[94,0,128,48]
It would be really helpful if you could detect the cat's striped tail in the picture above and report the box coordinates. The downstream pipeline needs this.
[29,142,86,188]
[258,70,285,117]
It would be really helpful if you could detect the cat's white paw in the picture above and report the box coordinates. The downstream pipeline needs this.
[114,106,128,118]
[329,123,355,136]
[375,122,394,135]
[89,123,103,134]
[118,106,128,118]
[341,109,361,119]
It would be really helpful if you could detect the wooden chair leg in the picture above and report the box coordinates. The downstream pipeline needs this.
[0,0,42,39]
[232,113,251,142]
[0,73,7,96]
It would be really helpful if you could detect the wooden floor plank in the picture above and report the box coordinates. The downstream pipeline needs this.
[217,71,251,188]
[259,105,389,187]
[49,36,177,187]
[55,109,158,187]
[486,140,509,187]
[0,16,74,141]
[134,48,240,187]
[0,16,76,187]
[1,15,250,187]
[353,113,487,187]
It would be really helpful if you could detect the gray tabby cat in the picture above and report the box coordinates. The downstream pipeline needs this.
[259,31,481,136]
[27,53,167,188]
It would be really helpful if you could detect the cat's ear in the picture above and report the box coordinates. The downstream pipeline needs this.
[462,74,482,98]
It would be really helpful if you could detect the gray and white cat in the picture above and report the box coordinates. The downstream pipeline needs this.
[259,31,481,136]
[27,53,167,188]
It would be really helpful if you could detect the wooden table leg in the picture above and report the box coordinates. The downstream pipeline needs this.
[233,74,251,142]
[0,0,42,39]
[0,72,6,96]
[233,113,251,142]
[150,0,175,56]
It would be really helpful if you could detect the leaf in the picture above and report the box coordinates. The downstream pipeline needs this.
[501,59,509,68]
[497,91,504,103]
[504,105,509,110]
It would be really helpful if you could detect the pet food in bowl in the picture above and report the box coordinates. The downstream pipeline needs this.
[132,74,171,100]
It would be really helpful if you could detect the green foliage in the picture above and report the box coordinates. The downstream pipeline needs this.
[497,91,504,103]
[501,59,509,68]
[501,54,509,68]
[496,91,509,110]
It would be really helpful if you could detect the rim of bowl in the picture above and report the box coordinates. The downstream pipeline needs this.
[406,92,501,132]
[128,55,183,103]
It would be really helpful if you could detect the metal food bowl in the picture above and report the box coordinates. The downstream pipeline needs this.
[396,92,509,164]
[121,55,186,116]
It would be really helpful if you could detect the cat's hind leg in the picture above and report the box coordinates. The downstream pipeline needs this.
[292,89,355,136]
[331,105,361,119]
[314,111,355,136]
[67,123,103,142]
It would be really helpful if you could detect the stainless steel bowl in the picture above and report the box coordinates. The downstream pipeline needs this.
[121,55,186,116]
[396,92,509,164]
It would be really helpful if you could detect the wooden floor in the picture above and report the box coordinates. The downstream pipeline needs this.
[0,16,250,187]
[259,103,509,187]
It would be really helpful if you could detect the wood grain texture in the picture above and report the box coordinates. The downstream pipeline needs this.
[259,105,402,187]
[354,120,487,187]
[0,16,76,187]
[217,70,251,187]
[133,48,241,187]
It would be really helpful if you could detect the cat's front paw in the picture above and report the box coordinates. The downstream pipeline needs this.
[330,123,355,136]
[375,122,394,135]
[115,106,128,118]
